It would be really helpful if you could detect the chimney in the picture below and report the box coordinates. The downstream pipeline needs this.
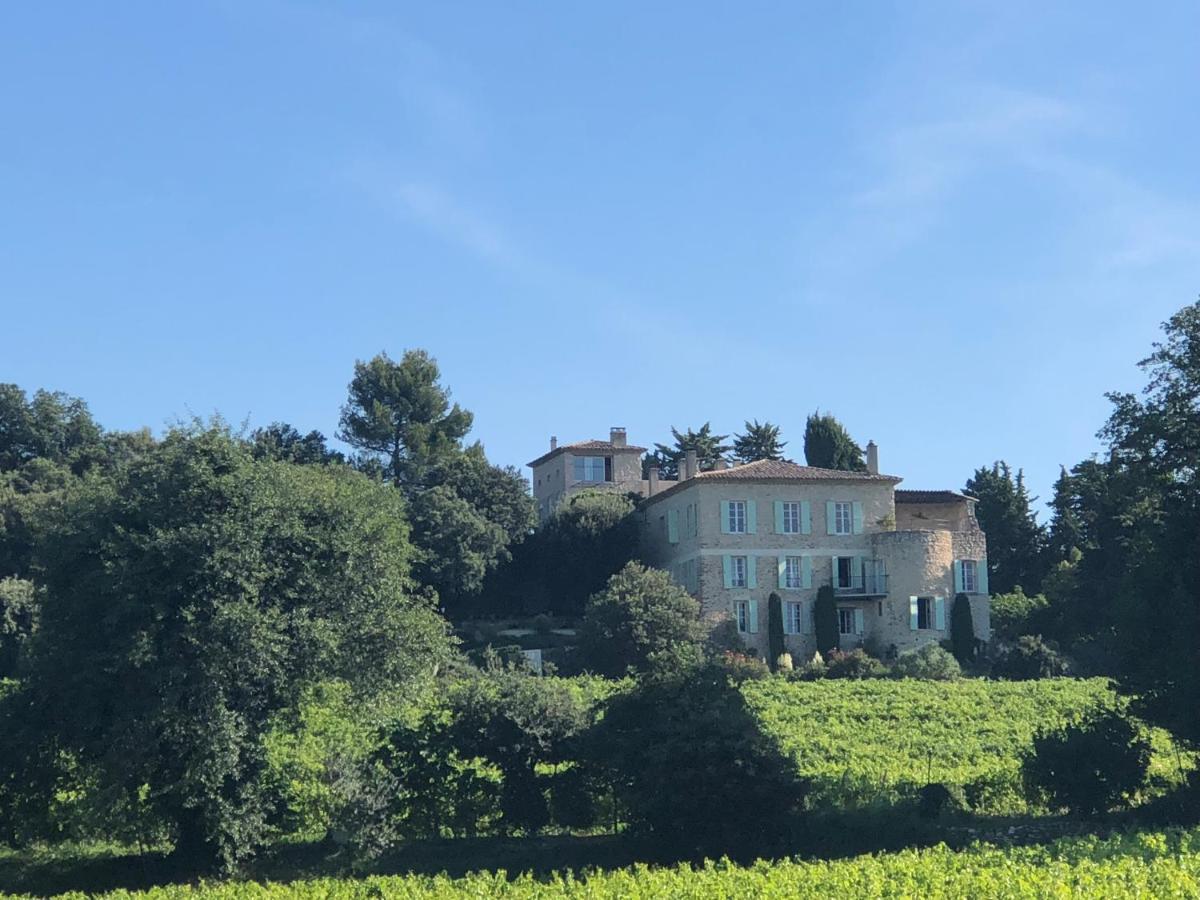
[648,465,660,495]
[684,449,698,480]
[550,436,557,451]
[866,440,879,475]
[610,426,627,448]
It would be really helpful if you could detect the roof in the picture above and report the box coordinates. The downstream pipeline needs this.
[642,458,901,505]
[895,489,973,504]
[527,439,647,468]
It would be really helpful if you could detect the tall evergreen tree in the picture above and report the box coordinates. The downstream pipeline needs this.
[803,412,866,471]
[965,462,1047,595]
[645,423,732,478]
[732,420,786,463]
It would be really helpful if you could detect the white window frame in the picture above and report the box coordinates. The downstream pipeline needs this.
[961,559,977,593]
[784,556,803,590]
[736,600,749,633]
[834,501,853,535]
[730,555,748,589]
[782,501,802,534]
[728,500,747,534]
[837,607,856,635]
[787,601,803,634]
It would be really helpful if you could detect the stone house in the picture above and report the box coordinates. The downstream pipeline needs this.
[527,427,649,521]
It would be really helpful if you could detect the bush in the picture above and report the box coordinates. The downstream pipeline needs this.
[776,652,794,673]
[892,644,961,681]
[720,651,770,683]
[825,649,886,680]
[950,593,975,664]
[1022,709,1151,817]
[994,635,1070,680]
[790,651,827,681]
[918,783,958,819]
[990,588,1051,642]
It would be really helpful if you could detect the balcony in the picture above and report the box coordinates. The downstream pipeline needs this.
[833,573,889,597]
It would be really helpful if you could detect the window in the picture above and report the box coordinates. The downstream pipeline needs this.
[736,600,749,633]
[917,596,934,630]
[573,456,610,482]
[833,501,853,535]
[782,501,802,534]
[787,601,803,634]
[961,559,977,593]
[784,556,804,589]
[730,555,748,588]
[838,608,856,635]
[727,500,747,534]
[836,556,855,590]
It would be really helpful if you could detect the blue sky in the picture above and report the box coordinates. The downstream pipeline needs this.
[4,2,1199,515]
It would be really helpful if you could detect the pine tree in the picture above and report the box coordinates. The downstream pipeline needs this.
[965,462,1047,594]
[733,420,786,463]
[644,423,732,478]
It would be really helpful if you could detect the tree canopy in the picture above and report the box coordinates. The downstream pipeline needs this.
[803,412,866,471]
[966,462,1047,595]
[644,423,732,479]
[733,420,786,463]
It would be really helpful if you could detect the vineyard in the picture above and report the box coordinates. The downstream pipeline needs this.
[4,828,1199,899]
[742,677,1191,812]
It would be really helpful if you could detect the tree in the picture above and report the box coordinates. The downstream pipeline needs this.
[766,592,785,670]
[0,426,450,871]
[645,423,732,479]
[0,577,35,678]
[250,422,343,466]
[813,584,839,655]
[989,587,1051,642]
[408,485,508,612]
[803,412,866,471]
[579,563,705,677]
[950,593,975,664]
[0,385,105,475]
[733,420,786,463]
[338,350,472,488]
[966,462,1047,594]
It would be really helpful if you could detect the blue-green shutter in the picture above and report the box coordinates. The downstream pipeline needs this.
[746,500,757,534]
[774,500,784,534]
[801,500,812,534]
[801,601,812,635]
[852,556,864,586]
[909,596,919,630]
[854,608,865,635]
[826,501,836,535]
[748,599,759,633]
[979,559,990,595]
[777,556,787,588]
[953,560,964,593]
[801,555,813,589]
[783,602,794,635]
[935,596,946,630]
[667,509,679,544]
[831,556,839,589]
[746,556,758,589]
[720,501,731,534]
[722,555,733,589]
[852,502,864,534]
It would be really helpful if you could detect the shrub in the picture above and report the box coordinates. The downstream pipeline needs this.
[950,593,975,664]
[994,635,1070,680]
[767,593,785,670]
[825,648,886,680]
[720,650,770,683]
[813,585,838,655]
[790,652,827,681]
[1022,709,1151,817]
[531,613,554,635]
[990,587,1051,642]
[892,644,961,681]
[918,783,958,819]
[776,652,794,673]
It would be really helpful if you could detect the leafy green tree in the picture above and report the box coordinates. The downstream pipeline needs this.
[645,423,732,478]
[803,411,866,471]
[0,385,105,475]
[767,592,785,670]
[813,584,839,655]
[579,562,704,677]
[950,593,975,664]
[989,587,1051,642]
[0,426,450,871]
[966,462,1047,594]
[733,420,786,463]
[338,350,472,488]
[250,422,343,465]
[0,577,36,678]
[408,485,508,612]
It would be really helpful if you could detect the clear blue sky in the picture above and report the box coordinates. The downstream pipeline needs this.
[4,2,1199,515]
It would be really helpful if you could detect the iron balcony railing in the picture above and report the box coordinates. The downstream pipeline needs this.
[833,573,889,596]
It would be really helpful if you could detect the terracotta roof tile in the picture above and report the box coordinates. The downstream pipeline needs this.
[527,439,647,468]
[643,458,901,505]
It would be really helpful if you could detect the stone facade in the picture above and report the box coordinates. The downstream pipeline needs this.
[528,428,648,521]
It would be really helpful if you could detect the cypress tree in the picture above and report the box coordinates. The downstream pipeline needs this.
[767,592,785,669]
[951,593,975,664]
[813,584,839,655]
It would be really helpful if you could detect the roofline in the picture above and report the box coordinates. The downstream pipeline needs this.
[895,489,974,503]
[526,443,647,468]
[641,471,903,507]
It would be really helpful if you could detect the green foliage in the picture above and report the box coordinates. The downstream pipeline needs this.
[644,423,732,479]
[409,485,508,610]
[990,587,1051,642]
[803,411,866,471]
[766,592,785,670]
[1023,709,1152,817]
[0,576,36,677]
[337,350,473,488]
[824,648,886,679]
[966,462,1047,595]
[813,585,839,655]
[250,423,343,466]
[2,427,451,871]
[581,662,807,858]
[950,593,975,664]
[578,563,704,677]
[892,644,961,681]
[732,419,786,463]
[0,384,105,475]
[994,635,1070,680]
